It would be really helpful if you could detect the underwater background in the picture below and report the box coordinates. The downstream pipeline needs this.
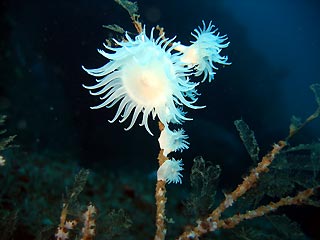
[1,0,320,239]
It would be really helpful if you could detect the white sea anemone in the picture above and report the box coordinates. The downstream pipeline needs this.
[175,21,230,82]
[157,158,184,184]
[83,28,201,135]
[158,127,189,156]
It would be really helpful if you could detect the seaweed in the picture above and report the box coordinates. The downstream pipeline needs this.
[0,211,18,240]
[97,209,132,239]
[102,24,126,34]
[234,119,260,163]
[114,0,138,17]
[229,215,305,240]
[184,156,221,219]
[0,115,16,154]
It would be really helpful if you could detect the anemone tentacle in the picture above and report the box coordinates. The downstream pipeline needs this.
[83,27,201,135]
[175,21,231,82]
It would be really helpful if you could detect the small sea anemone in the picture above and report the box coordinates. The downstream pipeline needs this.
[157,158,184,184]
[175,21,230,82]
[158,127,189,156]
[83,28,201,135]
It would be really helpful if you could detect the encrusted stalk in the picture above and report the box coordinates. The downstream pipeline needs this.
[155,122,168,240]
[218,188,315,229]
[178,140,287,239]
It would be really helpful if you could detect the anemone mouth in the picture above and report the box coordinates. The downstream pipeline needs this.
[121,53,173,106]
[179,45,200,66]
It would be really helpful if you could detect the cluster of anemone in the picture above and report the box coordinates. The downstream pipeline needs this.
[83,21,230,184]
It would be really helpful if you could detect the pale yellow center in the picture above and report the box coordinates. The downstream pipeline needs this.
[122,57,172,106]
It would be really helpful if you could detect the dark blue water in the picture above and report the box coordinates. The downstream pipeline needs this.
[1,0,319,239]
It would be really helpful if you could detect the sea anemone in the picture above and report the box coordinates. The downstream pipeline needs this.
[157,158,184,184]
[158,127,189,156]
[83,28,201,135]
[175,21,230,82]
